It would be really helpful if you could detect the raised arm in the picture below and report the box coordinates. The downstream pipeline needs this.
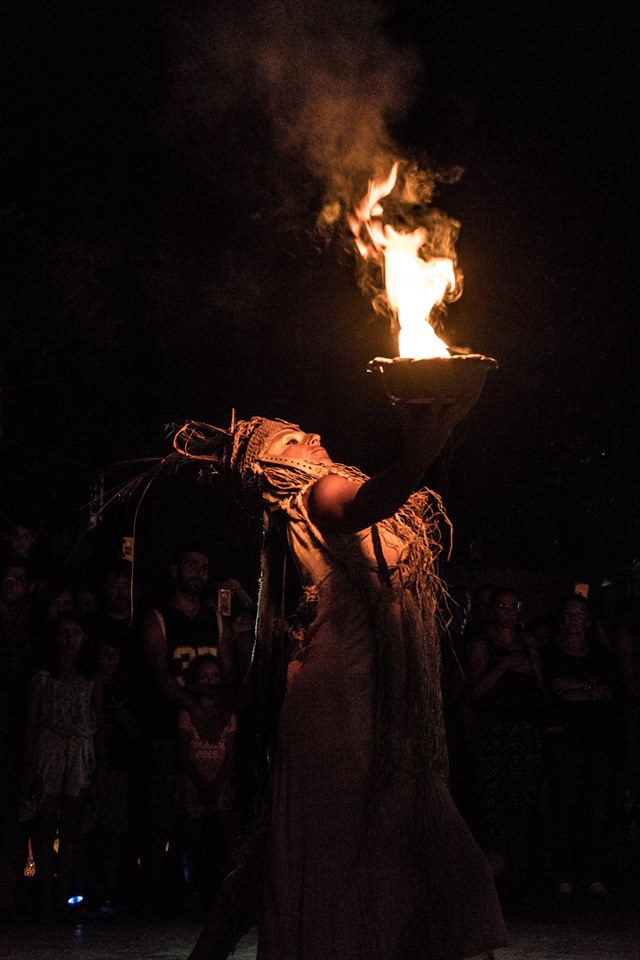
[306,390,481,534]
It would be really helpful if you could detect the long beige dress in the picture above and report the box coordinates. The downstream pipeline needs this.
[258,491,507,960]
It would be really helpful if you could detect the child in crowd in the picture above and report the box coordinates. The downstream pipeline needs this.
[176,654,238,917]
[22,613,100,918]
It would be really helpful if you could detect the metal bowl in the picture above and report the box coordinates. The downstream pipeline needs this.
[367,354,498,404]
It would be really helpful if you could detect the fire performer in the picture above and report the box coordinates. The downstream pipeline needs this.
[180,393,506,960]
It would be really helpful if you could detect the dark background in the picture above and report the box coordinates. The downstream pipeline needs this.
[2,0,638,585]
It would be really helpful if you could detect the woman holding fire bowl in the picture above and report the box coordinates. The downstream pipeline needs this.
[181,396,506,960]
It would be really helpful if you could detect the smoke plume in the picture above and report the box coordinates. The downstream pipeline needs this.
[164,0,423,213]
[158,0,465,333]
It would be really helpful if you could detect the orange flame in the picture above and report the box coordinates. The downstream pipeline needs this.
[349,162,454,359]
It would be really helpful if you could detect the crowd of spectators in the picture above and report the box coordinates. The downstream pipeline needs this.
[443,579,640,911]
[0,513,639,927]
[0,515,255,923]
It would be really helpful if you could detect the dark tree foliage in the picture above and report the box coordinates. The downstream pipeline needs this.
[1,0,638,575]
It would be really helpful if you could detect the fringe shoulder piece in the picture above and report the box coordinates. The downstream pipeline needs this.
[267,459,453,798]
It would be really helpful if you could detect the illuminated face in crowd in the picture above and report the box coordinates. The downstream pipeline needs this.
[492,590,522,630]
[264,428,333,466]
[173,551,209,597]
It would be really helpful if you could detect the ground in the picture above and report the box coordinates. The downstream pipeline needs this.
[1,894,638,960]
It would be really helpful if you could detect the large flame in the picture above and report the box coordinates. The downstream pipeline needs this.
[348,162,454,358]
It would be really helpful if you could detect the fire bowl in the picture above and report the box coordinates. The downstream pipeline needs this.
[367,354,498,404]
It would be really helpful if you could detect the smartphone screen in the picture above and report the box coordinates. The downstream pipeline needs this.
[217,588,232,616]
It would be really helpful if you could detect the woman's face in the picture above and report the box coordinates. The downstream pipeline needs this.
[264,428,333,466]
[493,591,521,630]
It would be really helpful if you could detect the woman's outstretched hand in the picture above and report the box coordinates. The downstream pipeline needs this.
[394,379,484,459]
[306,384,483,535]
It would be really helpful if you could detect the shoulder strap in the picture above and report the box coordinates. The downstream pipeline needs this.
[151,608,167,644]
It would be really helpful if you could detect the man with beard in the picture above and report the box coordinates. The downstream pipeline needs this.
[140,547,228,914]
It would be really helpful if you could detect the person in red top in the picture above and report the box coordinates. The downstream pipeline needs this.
[140,546,234,913]
[177,654,238,917]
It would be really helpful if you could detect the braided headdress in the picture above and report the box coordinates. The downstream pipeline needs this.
[173,416,332,504]
[230,417,297,481]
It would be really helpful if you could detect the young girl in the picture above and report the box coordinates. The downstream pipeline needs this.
[22,612,100,918]
[177,654,238,916]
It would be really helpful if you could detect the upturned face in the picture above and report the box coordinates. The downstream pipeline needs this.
[263,428,333,466]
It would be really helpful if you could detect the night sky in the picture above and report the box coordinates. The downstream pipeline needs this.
[2,0,639,582]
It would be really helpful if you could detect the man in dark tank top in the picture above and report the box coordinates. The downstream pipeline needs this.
[140,547,227,914]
